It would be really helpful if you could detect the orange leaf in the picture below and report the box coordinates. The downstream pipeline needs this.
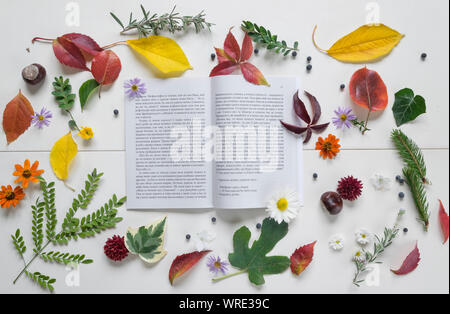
[2,90,34,144]
[169,250,210,285]
[240,63,269,86]
[91,50,122,86]
[349,67,388,112]
[290,241,316,276]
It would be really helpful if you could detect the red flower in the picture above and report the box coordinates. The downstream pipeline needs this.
[104,235,129,261]
[337,176,363,201]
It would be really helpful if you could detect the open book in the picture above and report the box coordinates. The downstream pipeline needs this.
[125,76,303,209]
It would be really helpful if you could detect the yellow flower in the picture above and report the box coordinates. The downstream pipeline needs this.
[78,127,94,140]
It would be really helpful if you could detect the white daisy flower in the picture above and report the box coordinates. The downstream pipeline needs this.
[192,230,216,251]
[353,249,366,263]
[329,234,345,251]
[355,229,371,246]
[266,188,301,224]
[370,174,393,191]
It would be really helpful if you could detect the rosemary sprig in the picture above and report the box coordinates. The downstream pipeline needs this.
[111,5,214,37]
[241,21,299,56]
[351,119,371,134]
[353,210,404,287]
[403,167,430,231]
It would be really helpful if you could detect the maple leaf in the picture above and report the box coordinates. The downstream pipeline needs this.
[210,29,269,86]
[281,91,330,143]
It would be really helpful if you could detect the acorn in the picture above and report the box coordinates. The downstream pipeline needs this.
[321,192,343,215]
[22,63,46,85]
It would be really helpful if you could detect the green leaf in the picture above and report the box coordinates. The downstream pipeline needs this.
[125,216,168,264]
[79,79,100,111]
[392,88,426,127]
[228,218,290,286]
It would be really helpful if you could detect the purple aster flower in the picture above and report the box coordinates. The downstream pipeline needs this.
[124,78,147,99]
[31,107,52,129]
[332,107,357,129]
[207,256,229,275]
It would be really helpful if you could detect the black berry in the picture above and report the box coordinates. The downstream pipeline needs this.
[256,223,262,229]
[306,64,312,71]
[211,217,217,223]
[313,173,318,180]
[292,51,298,58]
[114,109,119,116]
[307,56,312,62]
[186,234,191,240]
[340,84,345,90]
[403,228,409,233]
[396,175,402,181]
[399,178,405,185]
[399,192,405,199]
[254,49,259,55]
[421,53,427,60]
[211,53,216,61]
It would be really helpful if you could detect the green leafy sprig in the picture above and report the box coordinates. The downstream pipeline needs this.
[403,168,430,230]
[52,76,81,132]
[241,21,299,56]
[351,119,371,134]
[111,5,214,38]
[353,210,404,287]
[11,170,126,292]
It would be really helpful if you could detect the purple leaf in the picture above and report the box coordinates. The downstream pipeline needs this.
[305,91,322,124]
[280,121,308,135]
[310,122,330,132]
[293,91,311,124]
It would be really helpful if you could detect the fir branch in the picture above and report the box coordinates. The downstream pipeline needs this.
[52,76,80,131]
[11,229,27,258]
[111,5,214,37]
[353,210,404,287]
[24,271,56,292]
[391,129,429,184]
[241,21,299,56]
[403,167,430,231]
[40,251,93,265]
[31,199,45,252]
[40,178,57,241]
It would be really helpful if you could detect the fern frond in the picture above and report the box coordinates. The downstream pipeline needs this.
[403,167,430,231]
[24,271,56,292]
[391,129,429,184]
[39,178,57,241]
[40,251,93,265]
[31,199,45,252]
[11,229,27,257]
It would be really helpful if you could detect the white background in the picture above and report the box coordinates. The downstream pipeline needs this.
[0,0,448,294]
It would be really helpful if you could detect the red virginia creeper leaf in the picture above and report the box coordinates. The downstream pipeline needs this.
[241,33,253,62]
[169,251,211,285]
[294,91,311,124]
[391,243,421,275]
[439,200,449,244]
[310,122,331,132]
[305,91,322,124]
[240,63,269,86]
[215,48,233,63]
[61,33,103,57]
[280,121,308,135]
[224,30,241,62]
[210,61,240,77]
[290,241,316,276]
[2,90,34,144]
[349,67,388,112]
[91,50,122,85]
[53,36,90,71]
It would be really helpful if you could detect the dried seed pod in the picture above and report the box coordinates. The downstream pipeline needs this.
[22,63,46,85]
[321,191,343,215]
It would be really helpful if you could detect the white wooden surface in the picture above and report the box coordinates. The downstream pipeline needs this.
[0,0,448,294]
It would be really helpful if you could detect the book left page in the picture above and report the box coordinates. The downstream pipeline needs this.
[125,77,214,209]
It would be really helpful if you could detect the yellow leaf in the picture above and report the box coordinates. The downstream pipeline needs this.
[50,132,78,180]
[127,36,193,75]
[313,24,404,63]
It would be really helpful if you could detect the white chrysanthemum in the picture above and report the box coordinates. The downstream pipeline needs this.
[266,188,301,224]
[370,174,393,191]
[353,250,366,262]
[329,234,345,251]
[192,230,216,251]
[355,229,371,246]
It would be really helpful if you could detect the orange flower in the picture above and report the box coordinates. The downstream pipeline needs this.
[13,159,44,189]
[0,185,25,209]
[316,134,341,159]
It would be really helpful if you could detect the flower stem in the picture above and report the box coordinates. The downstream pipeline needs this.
[212,269,247,283]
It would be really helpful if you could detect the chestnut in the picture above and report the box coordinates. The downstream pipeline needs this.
[22,63,46,85]
[321,192,343,215]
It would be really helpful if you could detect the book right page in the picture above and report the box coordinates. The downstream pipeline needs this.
[211,76,303,209]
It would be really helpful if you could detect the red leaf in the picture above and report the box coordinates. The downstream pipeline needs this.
[2,90,34,144]
[53,36,90,71]
[439,200,449,244]
[391,243,421,275]
[224,30,241,62]
[290,241,316,276]
[304,91,322,124]
[215,48,232,63]
[169,251,211,285]
[240,63,269,86]
[91,50,122,85]
[310,122,330,132]
[280,121,308,135]
[210,61,239,77]
[349,67,388,112]
[293,91,311,124]
[241,33,253,62]
[61,33,103,57]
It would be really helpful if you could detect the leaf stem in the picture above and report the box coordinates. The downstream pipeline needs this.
[363,110,372,135]
[212,269,247,283]
[102,41,128,50]
[32,37,55,43]
[312,26,327,53]
[13,240,51,284]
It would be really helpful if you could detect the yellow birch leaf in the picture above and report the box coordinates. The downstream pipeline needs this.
[127,36,193,74]
[50,132,78,180]
[313,24,405,63]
